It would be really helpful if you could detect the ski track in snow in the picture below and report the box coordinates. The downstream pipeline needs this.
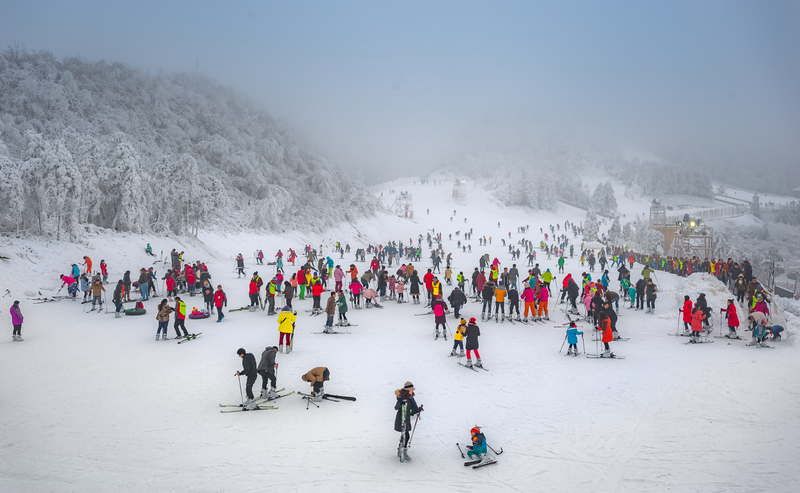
[1,176,799,492]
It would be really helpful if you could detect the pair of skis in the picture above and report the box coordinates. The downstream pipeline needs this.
[456,442,502,469]
[177,333,201,344]
[219,389,294,413]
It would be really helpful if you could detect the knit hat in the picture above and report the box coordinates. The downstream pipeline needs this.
[469,317,476,323]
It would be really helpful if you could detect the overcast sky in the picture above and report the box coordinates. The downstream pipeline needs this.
[2,0,798,183]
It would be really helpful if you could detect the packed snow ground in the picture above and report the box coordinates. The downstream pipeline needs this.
[1,177,799,493]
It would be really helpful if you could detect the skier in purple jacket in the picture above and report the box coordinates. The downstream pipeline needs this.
[10,301,23,342]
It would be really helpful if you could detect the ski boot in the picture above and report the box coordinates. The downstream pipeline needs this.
[602,350,615,358]
[155,334,160,341]
[459,350,465,358]
[443,331,448,341]
[12,335,18,342]
[566,347,573,356]
[311,389,324,402]
[544,315,549,321]
[435,331,439,340]
[286,344,293,354]
[475,358,483,369]
[279,344,285,353]
[259,388,269,400]
[465,358,473,368]
[402,447,411,461]
[515,316,522,322]
[15,335,23,342]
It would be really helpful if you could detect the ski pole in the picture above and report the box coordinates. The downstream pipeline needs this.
[237,374,244,405]
[456,442,466,458]
[581,333,586,355]
[488,444,504,455]
[408,412,421,447]
[559,334,567,353]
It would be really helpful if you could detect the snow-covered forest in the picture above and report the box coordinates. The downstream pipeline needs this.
[0,47,378,239]
[437,145,713,213]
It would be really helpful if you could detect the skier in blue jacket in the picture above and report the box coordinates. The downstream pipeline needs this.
[566,322,583,356]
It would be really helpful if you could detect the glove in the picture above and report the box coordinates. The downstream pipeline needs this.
[418,405,424,412]
[293,311,297,315]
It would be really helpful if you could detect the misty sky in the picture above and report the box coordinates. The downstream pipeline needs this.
[2,0,798,183]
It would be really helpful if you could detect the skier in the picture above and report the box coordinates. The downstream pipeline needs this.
[466,426,488,461]
[450,319,467,357]
[557,256,565,273]
[464,317,483,368]
[596,312,615,357]
[447,286,466,320]
[394,381,422,462]
[235,348,258,409]
[336,290,350,326]
[90,279,105,311]
[481,279,495,320]
[82,255,93,275]
[409,270,422,304]
[100,260,108,283]
[173,296,189,339]
[155,299,173,340]
[566,322,582,356]
[720,299,740,339]
[680,296,693,334]
[301,366,330,400]
[494,282,506,320]
[257,346,279,398]
[645,279,658,314]
[277,306,296,353]
[432,296,449,340]
[235,254,245,278]
[214,285,227,322]
[324,291,337,332]
[689,306,707,343]
[10,301,23,342]
[535,281,549,321]
[202,280,215,314]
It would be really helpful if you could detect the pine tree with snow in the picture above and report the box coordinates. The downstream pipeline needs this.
[106,140,148,234]
[583,209,599,241]
[751,194,761,218]
[608,216,622,244]
[41,139,82,240]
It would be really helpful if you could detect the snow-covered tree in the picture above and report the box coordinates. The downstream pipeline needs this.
[583,209,599,241]
[608,216,622,244]
[751,194,761,218]
[0,139,25,232]
[592,181,617,213]
[622,222,632,241]
[41,139,82,240]
[106,140,148,233]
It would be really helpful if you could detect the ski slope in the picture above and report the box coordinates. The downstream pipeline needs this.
[1,177,798,493]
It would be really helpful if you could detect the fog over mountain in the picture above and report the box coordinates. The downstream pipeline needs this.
[1,1,798,198]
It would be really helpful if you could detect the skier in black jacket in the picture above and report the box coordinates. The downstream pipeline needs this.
[447,287,467,319]
[236,348,258,408]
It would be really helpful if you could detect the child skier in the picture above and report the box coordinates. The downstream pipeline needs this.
[566,322,583,356]
[450,319,466,357]
[396,279,405,303]
[466,426,488,460]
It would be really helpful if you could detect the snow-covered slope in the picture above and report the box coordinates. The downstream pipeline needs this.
[1,177,798,493]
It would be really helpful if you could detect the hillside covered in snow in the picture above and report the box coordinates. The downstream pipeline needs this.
[0,47,378,239]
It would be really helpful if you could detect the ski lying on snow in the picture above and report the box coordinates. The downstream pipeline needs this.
[714,336,742,340]
[177,333,201,344]
[312,331,351,334]
[415,312,433,316]
[220,405,277,413]
[586,354,625,359]
[684,339,714,345]
[219,390,292,407]
[465,459,497,469]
